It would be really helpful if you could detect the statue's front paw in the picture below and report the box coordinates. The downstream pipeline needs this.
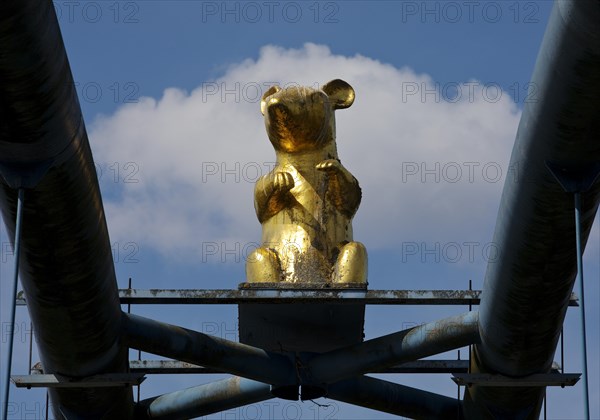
[316,159,341,173]
[333,242,368,284]
[273,172,295,192]
[246,248,282,283]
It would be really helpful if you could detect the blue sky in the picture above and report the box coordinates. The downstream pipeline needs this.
[1,1,599,419]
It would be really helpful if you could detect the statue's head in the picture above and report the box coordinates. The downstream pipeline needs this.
[260,79,355,153]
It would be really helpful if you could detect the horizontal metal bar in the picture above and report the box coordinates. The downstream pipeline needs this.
[13,289,581,306]
[31,359,563,376]
[11,373,145,388]
[127,359,471,374]
[381,360,468,374]
[452,373,581,387]
[117,289,486,305]
[123,289,480,305]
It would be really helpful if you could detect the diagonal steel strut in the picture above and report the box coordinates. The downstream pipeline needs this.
[121,312,295,386]
[123,311,479,390]
[328,375,464,419]
[135,377,273,420]
[134,375,464,420]
[306,311,479,385]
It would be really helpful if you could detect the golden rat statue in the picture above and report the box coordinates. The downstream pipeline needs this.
[246,79,367,284]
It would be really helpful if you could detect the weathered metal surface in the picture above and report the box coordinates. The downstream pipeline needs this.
[308,311,480,385]
[11,374,146,389]
[453,373,580,387]
[135,377,272,420]
[122,313,295,386]
[0,1,132,418]
[129,360,219,374]
[127,359,472,374]
[327,375,464,419]
[27,358,558,376]
[383,360,468,374]
[467,0,600,418]
[15,288,581,306]
[247,80,367,284]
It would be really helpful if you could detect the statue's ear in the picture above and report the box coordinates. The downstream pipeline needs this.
[322,79,355,109]
[261,85,281,115]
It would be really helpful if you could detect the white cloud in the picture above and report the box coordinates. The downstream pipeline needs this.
[90,43,521,261]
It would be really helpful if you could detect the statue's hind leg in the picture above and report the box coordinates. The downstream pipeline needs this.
[333,242,367,284]
[246,247,282,282]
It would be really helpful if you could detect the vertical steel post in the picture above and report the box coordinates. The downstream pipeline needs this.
[574,192,589,419]
[27,322,33,375]
[560,328,564,374]
[545,161,600,419]
[2,188,24,420]
[468,279,472,375]
[127,277,142,403]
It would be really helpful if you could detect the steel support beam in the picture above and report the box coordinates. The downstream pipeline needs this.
[135,377,272,420]
[121,313,295,386]
[11,374,146,388]
[453,373,580,387]
[15,288,580,306]
[30,358,564,376]
[327,375,463,420]
[118,288,483,305]
[127,359,472,375]
[307,311,479,385]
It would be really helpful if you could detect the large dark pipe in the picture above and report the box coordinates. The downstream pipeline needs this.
[0,1,133,418]
[466,0,600,417]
